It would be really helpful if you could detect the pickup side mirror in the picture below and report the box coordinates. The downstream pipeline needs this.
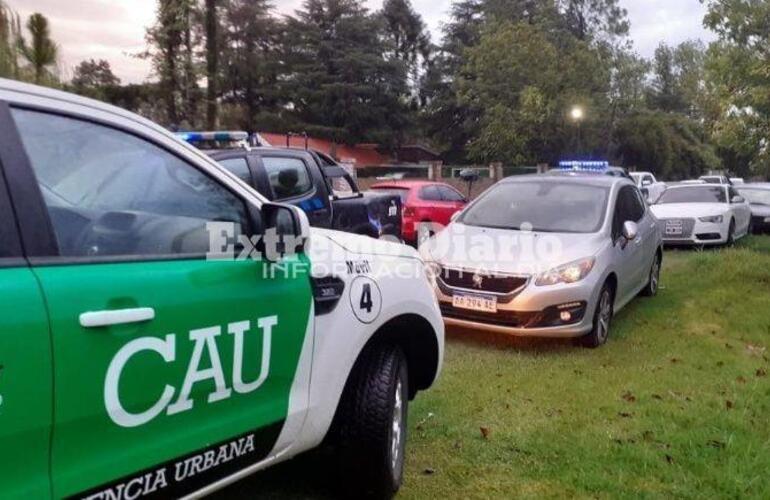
[731,195,745,204]
[260,203,310,262]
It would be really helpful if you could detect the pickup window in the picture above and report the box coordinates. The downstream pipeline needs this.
[263,156,313,199]
[218,157,252,184]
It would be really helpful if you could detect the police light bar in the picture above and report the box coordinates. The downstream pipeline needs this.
[176,131,249,143]
[558,161,609,172]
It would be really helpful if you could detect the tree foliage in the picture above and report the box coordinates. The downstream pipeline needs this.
[18,13,58,84]
[282,0,408,145]
[703,0,770,177]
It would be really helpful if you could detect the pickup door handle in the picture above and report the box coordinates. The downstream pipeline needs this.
[79,308,155,328]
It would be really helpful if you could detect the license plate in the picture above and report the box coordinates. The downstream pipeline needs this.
[665,220,683,236]
[452,294,497,313]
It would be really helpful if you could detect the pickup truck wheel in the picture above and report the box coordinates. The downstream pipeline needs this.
[332,344,409,498]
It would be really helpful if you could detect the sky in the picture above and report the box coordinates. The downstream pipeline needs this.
[7,0,716,84]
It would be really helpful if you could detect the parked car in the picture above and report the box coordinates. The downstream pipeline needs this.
[630,171,666,203]
[650,184,752,246]
[370,180,469,243]
[0,79,443,499]
[736,183,770,233]
[420,175,662,348]
[699,175,733,185]
[180,137,403,240]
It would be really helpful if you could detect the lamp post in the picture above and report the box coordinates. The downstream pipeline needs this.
[570,106,584,155]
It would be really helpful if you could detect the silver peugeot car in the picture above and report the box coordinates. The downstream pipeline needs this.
[420,174,663,347]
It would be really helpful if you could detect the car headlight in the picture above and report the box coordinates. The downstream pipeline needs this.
[699,215,724,223]
[536,257,596,286]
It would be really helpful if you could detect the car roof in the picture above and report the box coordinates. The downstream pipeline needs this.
[738,183,770,189]
[502,173,629,188]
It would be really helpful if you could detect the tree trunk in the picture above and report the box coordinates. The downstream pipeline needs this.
[205,0,218,129]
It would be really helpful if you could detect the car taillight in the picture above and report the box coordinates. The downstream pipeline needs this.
[403,206,415,217]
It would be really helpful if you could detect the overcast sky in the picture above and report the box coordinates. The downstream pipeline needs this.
[7,0,716,84]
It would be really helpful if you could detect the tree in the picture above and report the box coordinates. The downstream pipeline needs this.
[283,0,409,146]
[204,0,220,129]
[703,0,770,177]
[615,110,720,179]
[145,0,199,127]
[648,41,706,117]
[71,59,120,99]
[558,0,629,42]
[18,13,58,84]
[220,0,284,132]
[0,1,21,79]
[379,0,432,103]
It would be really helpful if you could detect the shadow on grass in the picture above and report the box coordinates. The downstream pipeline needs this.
[446,325,577,353]
[210,449,340,500]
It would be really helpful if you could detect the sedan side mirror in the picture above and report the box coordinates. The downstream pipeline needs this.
[622,221,638,243]
[260,203,310,262]
[731,195,745,204]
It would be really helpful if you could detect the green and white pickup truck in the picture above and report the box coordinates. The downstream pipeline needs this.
[0,79,444,499]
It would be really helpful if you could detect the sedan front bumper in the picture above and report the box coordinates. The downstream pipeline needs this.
[435,270,601,338]
[660,218,728,246]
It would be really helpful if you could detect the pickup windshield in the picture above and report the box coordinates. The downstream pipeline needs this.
[460,181,609,233]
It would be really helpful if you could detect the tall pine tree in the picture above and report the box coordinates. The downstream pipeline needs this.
[283,0,408,146]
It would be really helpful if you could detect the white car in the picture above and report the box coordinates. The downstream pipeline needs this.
[651,184,752,246]
[630,171,666,203]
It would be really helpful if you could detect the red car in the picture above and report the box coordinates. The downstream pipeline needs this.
[370,180,468,243]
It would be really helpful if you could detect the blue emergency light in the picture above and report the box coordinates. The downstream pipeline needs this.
[176,131,249,143]
[558,161,609,172]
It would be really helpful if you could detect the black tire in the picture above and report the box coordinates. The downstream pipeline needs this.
[330,344,409,499]
[581,282,614,348]
[726,219,736,246]
[640,253,661,297]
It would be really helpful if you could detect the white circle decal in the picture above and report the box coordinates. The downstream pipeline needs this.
[349,276,382,324]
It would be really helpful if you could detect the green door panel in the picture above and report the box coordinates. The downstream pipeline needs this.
[0,268,53,499]
[35,257,312,498]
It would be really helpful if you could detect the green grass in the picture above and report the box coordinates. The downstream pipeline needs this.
[217,236,770,499]
[404,236,770,499]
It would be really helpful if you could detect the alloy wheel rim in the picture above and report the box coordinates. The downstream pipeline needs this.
[651,259,660,293]
[390,379,404,472]
[597,291,611,341]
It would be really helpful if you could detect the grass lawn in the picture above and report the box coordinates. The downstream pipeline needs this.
[218,236,770,499]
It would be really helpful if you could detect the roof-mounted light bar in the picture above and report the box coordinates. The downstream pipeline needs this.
[558,161,609,172]
[176,131,249,143]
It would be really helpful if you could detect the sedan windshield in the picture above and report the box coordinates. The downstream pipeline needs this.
[460,181,609,233]
[737,188,770,206]
[657,186,726,204]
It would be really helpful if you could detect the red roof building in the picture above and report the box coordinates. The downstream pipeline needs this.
[257,133,390,168]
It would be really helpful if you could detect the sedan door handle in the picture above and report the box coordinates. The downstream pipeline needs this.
[79,308,155,328]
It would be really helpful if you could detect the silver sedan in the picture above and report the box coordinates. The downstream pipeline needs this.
[420,175,663,347]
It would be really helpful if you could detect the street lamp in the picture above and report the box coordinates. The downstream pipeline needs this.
[570,106,584,121]
[570,106,584,154]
